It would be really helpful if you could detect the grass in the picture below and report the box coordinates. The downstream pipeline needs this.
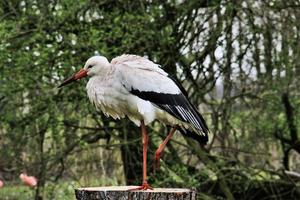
[0,177,119,200]
[0,184,35,200]
[0,182,79,200]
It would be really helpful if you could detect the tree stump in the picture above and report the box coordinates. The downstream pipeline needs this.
[75,186,197,200]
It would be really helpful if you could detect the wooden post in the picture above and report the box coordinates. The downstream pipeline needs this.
[75,186,197,200]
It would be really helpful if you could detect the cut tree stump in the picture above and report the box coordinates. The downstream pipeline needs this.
[75,186,197,200]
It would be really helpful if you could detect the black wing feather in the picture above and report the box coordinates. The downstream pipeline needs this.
[167,75,209,133]
[178,128,208,144]
[131,89,208,133]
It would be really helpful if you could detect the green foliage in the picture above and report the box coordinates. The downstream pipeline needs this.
[0,184,35,200]
[0,181,74,200]
[1,0,300,199]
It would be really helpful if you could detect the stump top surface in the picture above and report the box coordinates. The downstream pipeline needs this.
[76,186,192,193]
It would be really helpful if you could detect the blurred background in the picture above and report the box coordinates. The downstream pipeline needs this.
[1,0,300,199]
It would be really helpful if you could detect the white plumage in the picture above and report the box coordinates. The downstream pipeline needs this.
[86,55,179,126]
[58,54,209,190]
[82,55,208,138]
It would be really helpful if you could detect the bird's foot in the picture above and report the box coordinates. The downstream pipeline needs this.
[128,182,153,191]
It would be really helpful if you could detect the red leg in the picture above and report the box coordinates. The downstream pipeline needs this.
[155,127,177,170]
[129,120,152,191]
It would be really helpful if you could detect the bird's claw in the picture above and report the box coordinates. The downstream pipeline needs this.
[128,182,153,191]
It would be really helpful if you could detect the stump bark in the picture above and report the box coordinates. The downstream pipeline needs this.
[75,186,197,200]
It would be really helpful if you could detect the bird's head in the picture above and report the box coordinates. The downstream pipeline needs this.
[58,56,110,88]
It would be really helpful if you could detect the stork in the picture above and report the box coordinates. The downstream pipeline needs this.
[58,55,209,190]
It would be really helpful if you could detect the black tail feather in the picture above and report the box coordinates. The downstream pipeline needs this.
[179,128,208,145]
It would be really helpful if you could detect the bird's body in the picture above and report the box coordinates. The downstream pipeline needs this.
[85,55,208,139]
[59,54,209,190]
[86,59,181,126]
[87,75,162,125]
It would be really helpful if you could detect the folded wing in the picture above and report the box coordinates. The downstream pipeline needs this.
[114,55,209,143]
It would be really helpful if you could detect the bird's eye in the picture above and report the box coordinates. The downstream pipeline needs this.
[87,65,93,69]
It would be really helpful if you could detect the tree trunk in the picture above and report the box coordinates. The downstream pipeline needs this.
[75,186,196,200]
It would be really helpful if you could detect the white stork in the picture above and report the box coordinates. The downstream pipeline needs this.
[58,55,209,190]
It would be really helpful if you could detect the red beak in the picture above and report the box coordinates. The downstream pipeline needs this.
[58,68,87,88]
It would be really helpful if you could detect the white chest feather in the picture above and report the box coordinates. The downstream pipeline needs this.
[86,76,156,126]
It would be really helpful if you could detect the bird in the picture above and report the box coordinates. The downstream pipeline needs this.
[58,54,209,190]
[19,173,37,187]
